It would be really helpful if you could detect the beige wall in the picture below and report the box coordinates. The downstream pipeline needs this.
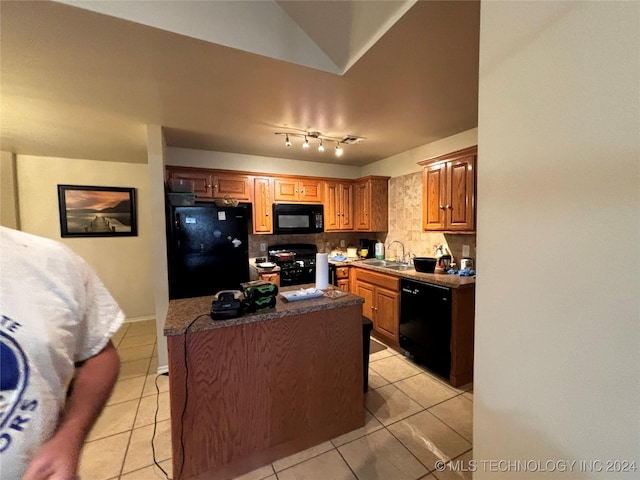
[1,151,20,228]
[168,147,362,179]
[147,125,170,373]
[362,128,478,178]
[475,1,639,476]
[16,155,155,320]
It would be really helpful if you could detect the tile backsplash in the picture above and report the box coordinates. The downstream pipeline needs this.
[248,232,380,258]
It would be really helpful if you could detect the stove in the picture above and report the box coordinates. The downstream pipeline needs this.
[268,243,318,287]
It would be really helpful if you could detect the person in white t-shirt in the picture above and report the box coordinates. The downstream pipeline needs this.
[0,226,124,479]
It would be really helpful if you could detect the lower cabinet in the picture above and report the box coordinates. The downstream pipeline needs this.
[353,268,400,347]
[258,272,280,287]
[335,265,350,292]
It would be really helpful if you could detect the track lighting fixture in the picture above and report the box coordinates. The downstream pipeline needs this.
[275,130,364,157]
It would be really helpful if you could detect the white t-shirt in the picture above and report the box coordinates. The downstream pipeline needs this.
[0,227,125,478]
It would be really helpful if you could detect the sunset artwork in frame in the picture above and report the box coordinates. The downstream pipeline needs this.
[57,185,137,237]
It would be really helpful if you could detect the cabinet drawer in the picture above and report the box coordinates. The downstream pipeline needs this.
[336,266,350,279]
[354,268,399,290]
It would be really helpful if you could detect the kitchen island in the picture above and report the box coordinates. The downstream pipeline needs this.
[164,286,365,480]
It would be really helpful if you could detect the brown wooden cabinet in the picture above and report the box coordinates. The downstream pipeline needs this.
[335,265,350,292]
[212,173,251,201]
[253,177,273,234]
[353,268,400,346]
[165,167,389,234]
[258,271,280,287]
[166,167,213,199]
[325,181,354,231]
[354,176,389,232]
[274,177,324,203]
[419,146,476,232]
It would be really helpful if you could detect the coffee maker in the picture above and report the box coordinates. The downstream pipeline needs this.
[358,239,376,259]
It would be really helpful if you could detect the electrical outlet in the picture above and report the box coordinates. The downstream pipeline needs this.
[340,239,346,247]
[260,243,267,252]
[462,244,470,257]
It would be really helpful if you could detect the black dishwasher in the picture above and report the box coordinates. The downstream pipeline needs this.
[400,278,452,378]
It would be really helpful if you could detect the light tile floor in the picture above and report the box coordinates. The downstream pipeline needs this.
[80,320,473,480]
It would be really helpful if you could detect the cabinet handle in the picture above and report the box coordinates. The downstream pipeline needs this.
[445,204,451,209]
[370,306,374,310]
[440,205,444,209]
[265,212,269,216]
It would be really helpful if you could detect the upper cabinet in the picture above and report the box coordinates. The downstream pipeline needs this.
[419,146,477,233]
[325,181,354,231]
[166,167,214,199]
[354,176,389,232]
[253,177,273,234]
[166,167,389,234]
[212,173,251,201]
[273,177,324,203]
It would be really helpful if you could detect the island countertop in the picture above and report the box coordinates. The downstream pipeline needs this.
[164,284,364,336]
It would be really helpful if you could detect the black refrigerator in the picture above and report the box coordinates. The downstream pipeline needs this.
[167,205,250,299]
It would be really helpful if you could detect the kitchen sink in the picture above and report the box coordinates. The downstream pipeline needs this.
[359,259,414,271]
[384,264,415,271]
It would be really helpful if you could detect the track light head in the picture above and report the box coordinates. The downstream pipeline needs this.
[285,134,292,147]
[318,140,324,152]
[335,143,344,157]
[302,136,309,149]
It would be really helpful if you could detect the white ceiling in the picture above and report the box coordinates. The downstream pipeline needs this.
[0,0,480,167]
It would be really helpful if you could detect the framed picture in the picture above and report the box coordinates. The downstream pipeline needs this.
[57,185,137,237]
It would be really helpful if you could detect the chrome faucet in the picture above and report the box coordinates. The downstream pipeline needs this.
[387,241,405,263]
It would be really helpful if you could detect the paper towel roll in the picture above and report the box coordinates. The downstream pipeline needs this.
[315,253,329,290]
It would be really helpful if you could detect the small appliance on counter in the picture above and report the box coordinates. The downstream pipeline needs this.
[358,239,376,259]
[460,258,474,270]
[210,290,244,320]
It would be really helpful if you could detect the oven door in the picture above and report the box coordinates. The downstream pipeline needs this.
[280,266,316,286]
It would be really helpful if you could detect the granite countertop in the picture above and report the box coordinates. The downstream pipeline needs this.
[344,260,476,289]
[164,284,364,336]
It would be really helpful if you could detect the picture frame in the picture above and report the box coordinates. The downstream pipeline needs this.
[57,185,137,237]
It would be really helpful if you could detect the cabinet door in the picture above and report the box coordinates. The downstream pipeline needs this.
[337,279,350,292]
[355,281,375,323]
[422,162,446,231]
[354,181,371,230]
[299,179,324,203]
[168,170,213,199]
[446,156,475,231]
[324,182,341,231]
[375,287,399,341]
[259,272,280,287]
[325,182,354,231]
[273,178,299,201]
[213,174,251,200]
[253,177,273,234]
[340,183,354,230]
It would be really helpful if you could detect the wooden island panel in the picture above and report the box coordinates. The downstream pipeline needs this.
[167,303,364,480]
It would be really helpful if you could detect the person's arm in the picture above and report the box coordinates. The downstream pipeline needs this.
[22,340,120,480]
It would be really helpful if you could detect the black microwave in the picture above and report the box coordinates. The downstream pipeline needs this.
[272,203,324,234]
